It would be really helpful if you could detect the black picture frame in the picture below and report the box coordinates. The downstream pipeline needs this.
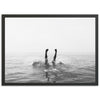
[1,14,98,86]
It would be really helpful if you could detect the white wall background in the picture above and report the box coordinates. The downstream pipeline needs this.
[0,0,99,100]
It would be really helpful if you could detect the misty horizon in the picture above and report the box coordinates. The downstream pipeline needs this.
[5,18,95,54]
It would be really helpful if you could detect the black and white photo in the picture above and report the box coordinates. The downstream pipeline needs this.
[2,14,98,85]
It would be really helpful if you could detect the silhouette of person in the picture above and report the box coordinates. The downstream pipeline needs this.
[52,49,57,66]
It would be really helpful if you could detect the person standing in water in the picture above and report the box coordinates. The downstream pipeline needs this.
[52,49,57,66]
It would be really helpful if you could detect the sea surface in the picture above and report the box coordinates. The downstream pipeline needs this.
[5,53,95,83]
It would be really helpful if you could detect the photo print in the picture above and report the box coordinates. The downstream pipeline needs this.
[2,15,98,85]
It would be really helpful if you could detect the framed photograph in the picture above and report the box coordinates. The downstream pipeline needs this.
[2,14,98,86]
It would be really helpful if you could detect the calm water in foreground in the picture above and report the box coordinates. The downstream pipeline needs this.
[5,53,95,83]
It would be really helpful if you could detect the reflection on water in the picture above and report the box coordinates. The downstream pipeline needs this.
[5,53,95,83]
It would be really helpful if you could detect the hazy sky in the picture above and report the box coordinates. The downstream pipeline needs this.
[5,18,95,54]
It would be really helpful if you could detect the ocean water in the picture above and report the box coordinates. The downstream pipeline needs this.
[5,53,95,83]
